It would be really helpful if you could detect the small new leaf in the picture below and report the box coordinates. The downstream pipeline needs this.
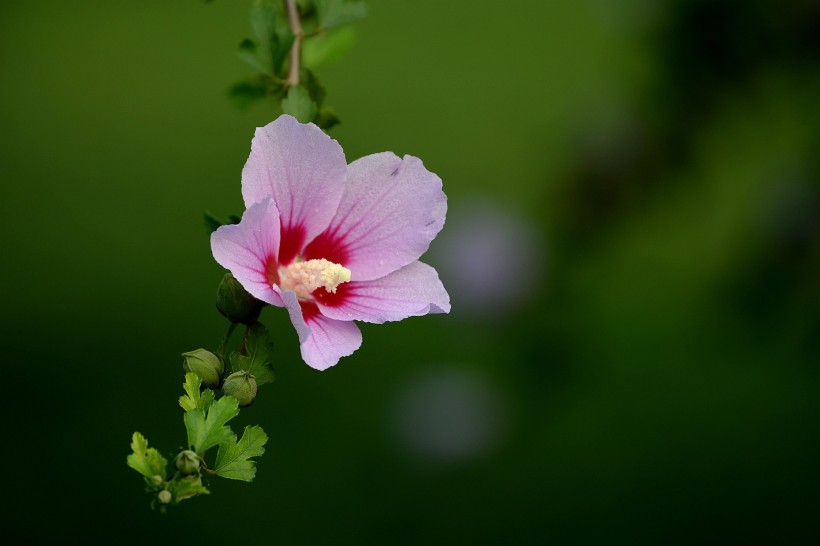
[229,322,275,386]
[179,372,215,413]
[282,85,317,124]
[168,475,210,503]
[214,425,268,481]
[204,211,241,234]
[127,432,168,480]
[184,395,240,455]
[238,38,270,75]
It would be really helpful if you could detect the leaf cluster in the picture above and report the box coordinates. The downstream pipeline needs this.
[128,372,269,510]
[229,0,367,129]
[182,375,269,482]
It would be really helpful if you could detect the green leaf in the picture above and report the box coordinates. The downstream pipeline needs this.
[168,475,210,503]
[179,372,201,412]
[127,432,168,480]
[184,396,240,455]
[304,69,326,108]
[250,0,294,75]
[227,78,269,109]
[230,322,276,386]
[238,38,270,75]
[282,85,317,123]
[204,211,241,235]
[199,390,215,412]
[303,26,357,68]
[204,212,222,234]
[315,108,341,131]
[213,425,268,481]
[315,0,367,29]
[179,373,214,413]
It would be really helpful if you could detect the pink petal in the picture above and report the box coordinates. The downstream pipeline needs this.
[315,261,450,324]
[241,115,347,265]
[276,288,363,371]
[210,198,283,307]
[304,153,447,281]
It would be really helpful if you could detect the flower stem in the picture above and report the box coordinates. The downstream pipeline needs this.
[239,324,250,356]
[218,322,238,360]
[285,0,303,87]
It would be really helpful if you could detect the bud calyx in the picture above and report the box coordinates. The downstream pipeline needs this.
[182,349,223,388]
[217,273,264,324]
[175,450,201,475]
[222,370,258,406]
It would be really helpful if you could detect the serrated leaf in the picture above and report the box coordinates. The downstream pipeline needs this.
[199,389,215,412]
[184,396,240,455]
[315,0,367,29]
[282,85,317,123]
[214,425,268,481]
[168,475,210,502]
[179,373,214,413]
[303,26,357,68]
[238,38,271,75]
[229,322,276,386]
[127,432,168,480]
[179,373,201,412]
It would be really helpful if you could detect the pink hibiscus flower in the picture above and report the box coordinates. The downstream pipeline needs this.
[211,115,450,370]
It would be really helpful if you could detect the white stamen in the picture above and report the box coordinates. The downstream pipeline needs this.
[278,258,351,299]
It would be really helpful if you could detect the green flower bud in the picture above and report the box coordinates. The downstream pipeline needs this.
[222,370,257,407]
[182,349,223,388]
[216,273,264,324]
[151,475,163,487]
[175,450,200,475]
[157,490,172,504]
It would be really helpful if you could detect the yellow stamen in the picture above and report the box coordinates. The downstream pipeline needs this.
[278,258,351,299]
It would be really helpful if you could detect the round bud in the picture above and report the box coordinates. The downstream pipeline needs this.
[157,490,172,504]
[216,273,264,324]
[182,349,223,388]
[222,371,258,407]
[151,475,163,487]
[175,450,201,475]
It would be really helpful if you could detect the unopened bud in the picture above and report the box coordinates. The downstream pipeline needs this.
[151,475,163,487]
[175,450,200,475]
[222,370,257,406]
[217,273,264,324]
[182,349,223,388]
[157,490,172,504]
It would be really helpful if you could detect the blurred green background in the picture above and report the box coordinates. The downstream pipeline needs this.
[2,0,820,543]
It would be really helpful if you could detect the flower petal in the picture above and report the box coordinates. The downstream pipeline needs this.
[304,153,447,281]
[241,115,347,264]
[210,199,283,307]
[276,289,363,371]
[315,260,450,324]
